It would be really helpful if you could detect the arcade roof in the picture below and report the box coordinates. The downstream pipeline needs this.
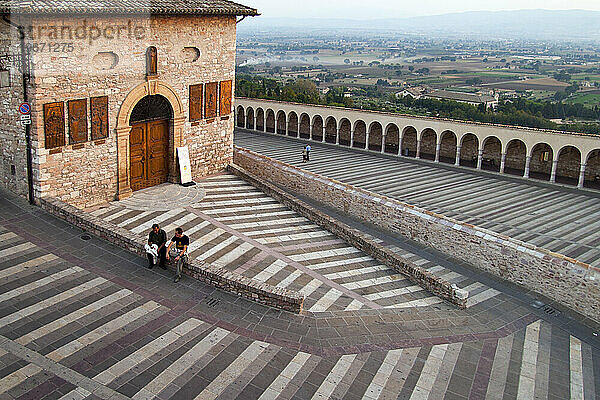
[0,0,259,16]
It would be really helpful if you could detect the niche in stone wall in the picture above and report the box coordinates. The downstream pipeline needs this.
[92,52,119,70]
[181,47,201,63]
[0,69,10,87]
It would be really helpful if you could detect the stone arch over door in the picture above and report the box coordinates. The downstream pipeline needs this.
[115,80,185,200]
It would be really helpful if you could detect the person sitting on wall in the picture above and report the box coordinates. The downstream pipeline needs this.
[145,223,167,269]
[166,227,189,283]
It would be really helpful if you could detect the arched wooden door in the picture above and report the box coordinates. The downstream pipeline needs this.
[129,95,172,191]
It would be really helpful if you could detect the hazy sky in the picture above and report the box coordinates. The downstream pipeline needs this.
[244,0,600,19]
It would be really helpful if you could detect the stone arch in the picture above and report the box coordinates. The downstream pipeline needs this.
[246,107,254,130]
[585,149,600,189]
[504,139,527,176]
[401,126,417,157]
[265,109,275,133]
[325,117,337,144]
[384,124,400,154]
[420,128,437,160]
[276,110,286,135]
[353,120,366,149]
[288,112,298,137]
[299,113,310,139]
[459,133,479,167]
[256,108,265,131]
[439,130,457,164]
[481,136,502,172]
[529,143,553,181]
[339,118,351,146]
[556,145,581,185]
[312,115,324,141]
[236,105,245,128]
[368,121,383,151]
[115,79,185,200]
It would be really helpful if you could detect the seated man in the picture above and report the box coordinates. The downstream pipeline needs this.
[166,227,189,283]
[145,223,167,269]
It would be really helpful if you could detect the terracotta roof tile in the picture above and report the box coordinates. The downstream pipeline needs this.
[0,0,259,16]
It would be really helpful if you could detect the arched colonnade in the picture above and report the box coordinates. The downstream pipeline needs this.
[235,103,600,189]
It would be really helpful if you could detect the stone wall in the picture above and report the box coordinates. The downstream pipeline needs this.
[439,135,457,160]
[556,147,583,179]
[39,196,304,313]
[233,146,600,323]
[0,23,28,197]
[16,14,236,208]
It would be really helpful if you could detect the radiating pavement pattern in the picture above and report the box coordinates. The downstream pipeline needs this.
[0,182,599,399]
[89,174,501,312]
[234,130,600,269]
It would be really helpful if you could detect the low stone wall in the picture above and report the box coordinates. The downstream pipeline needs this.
[233,146,600,323]
[227,165,468,308]
[39,197,304,313]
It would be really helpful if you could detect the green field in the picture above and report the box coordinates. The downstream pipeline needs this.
[566,92,600,107]
[571,74,600,83]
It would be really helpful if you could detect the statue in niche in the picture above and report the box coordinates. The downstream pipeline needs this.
[146,46,157,76]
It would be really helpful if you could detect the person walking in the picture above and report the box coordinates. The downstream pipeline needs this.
[166,227,189,282]
[305,144,311,161]
[145,223,167,269]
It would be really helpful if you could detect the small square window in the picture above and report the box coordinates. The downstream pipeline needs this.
[0,70,10,88]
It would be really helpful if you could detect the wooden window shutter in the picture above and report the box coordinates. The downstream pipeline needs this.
[90,96,109,140]
[68,99,88,144]
[219,80,232,116]
[44,102,65,149]
[205,82,218,119]
[189,84,203,121]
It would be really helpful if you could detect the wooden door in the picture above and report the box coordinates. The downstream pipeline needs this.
[130,124,146,191]
[130,120,169,191]
[147,120,169,187]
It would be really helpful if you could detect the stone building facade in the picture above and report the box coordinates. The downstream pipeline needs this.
[0,1,257,208]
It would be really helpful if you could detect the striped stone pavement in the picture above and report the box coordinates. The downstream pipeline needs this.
[89,174,501,313]
[0,222,600,400]
[234,130,600,269]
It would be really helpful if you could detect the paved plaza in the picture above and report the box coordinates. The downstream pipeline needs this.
[0,174,599,399]
[234,130,600,269]
[88,175,501,312]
